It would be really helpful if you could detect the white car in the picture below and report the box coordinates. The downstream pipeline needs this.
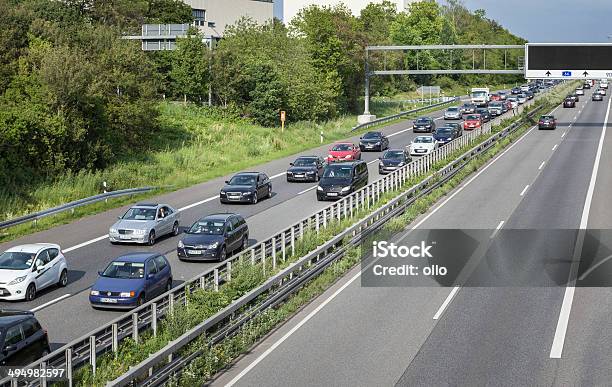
[517,94,527,104]
[599,88,607,96]
[575,88,584,96]
[0,244,68,301]
[409,136,438,156]
[600,81,608,89]
[507,97,518,108]
[520,85,530,92]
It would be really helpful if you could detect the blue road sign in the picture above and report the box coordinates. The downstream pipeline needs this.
[562,71,572,77]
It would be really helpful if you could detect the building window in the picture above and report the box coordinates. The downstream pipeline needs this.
[193,9,206,27]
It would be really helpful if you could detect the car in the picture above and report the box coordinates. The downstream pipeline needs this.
[563,98,576,108]
[475,108,491,122]
[489,94,502,102]
[109,203,180,245]
[525,90,534,100]
[517,94,527,104]
[498,91,508,100]
[326,142,361,163]
[507,97,518,109]
[317,161,368,201]
[583,82,591,89]
[599,88,607,96]
[460,103,476,114]
[359,131,389,152]
[433,127,458,146]
[220,172,272,204]
[569,93,579,102]
[177,213,248,261]
[0,244,68,301]
[601,80,609,89]
[0,310,50,366]
[538,115,557,130]
[443,106,462,120]
[286,156,325,182]
[89,253,172,309]
[520,85,530,92]
[409,136,438,156]
[463,114,483,130]
[575,88,584,96]
[488,101,504,116]
[413,116,436,133]
[445,122,463,137]
[378,149,411,174]
[511,87,521,95]
[593,93,603,101]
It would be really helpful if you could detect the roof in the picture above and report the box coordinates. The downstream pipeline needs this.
[113,252,159,263]
[235,172,259,176]
[0,310,34,327]
[332,142,354,145]
[295,155,319,159]
[135,203,159,208]
[5,243,59,254]
[198,213,235,221]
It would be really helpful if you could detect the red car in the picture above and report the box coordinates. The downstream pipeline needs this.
[503,99,513,111]
[490,94,502,102]
[326,142,361,163]
[463,114,482,130]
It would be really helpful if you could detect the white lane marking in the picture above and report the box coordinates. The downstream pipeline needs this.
[225,268,363,386]
[367,159,379,165]
[388,127,412,138]
[552,144,558,151]
[490,220,505,239]
[578,253,612,281]
[64,235,108,253]
[561,132,566,138]
[297,186,317,195]
[520,185,529,196]
[574,116,577,120]
[178,195,219,212]
[433,286,460,320]
[30,294,71,312]
[539,161,546,170]
[270,171,286,179]
[550,95,611,359]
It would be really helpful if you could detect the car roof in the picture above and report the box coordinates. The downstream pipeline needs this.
[296,155,318,159]
[235,172,260,176]
[197,213,236,221]
[113,252,159,263]
[134,203,160,208]
[5,243,60,254]
[0,310,35,327]
[333,142,354,145]
[364,131,382,135]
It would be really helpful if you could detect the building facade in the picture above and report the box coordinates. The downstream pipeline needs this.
[277,0,418,24]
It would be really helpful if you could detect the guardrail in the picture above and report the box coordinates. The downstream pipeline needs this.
[351,96,459,132]
[107,100,547,387]
[0,187,156,231]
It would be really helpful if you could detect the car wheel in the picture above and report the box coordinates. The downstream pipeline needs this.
[314,173,320,182]
[25,284,36,301]
[219,247,227,262]
[58,269,68,287]
[267,185,272,198]
[252,192,258,204]
[172,222,179,236]
[147,230,156,246]
[137,294,145,306]
[241,236,249,251]
[166,279,172,292]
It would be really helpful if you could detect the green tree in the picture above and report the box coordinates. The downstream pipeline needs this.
[246,61,286,126]
[170,31,209,103]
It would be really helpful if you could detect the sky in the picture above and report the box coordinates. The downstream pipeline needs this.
[275,0,612,43]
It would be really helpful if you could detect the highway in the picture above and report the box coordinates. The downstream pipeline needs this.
[0,94,514,348]
[210,87,612,386]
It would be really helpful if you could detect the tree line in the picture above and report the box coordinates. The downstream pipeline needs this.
[0,0,524,190]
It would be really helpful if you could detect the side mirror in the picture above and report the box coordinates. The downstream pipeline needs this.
[98,271,103,276]
[3,345,15,353]
[147,274,154,280]
[117,216,121,220]
[378,157,382,160]
[289,162,294,166]
[225,180,230,184]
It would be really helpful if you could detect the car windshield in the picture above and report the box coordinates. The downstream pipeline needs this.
[101,261,145,279]
[489,102,502,107]
[436,128,454,135]
[229,175,256,186]
[414,137,434,144]
[447,107,459,112]
[0,252,34,270]
[363,132,381,139]
[541,116,554,120]
[293,158,317,167]
[472,91,487,97]
[122,207,156,221]
[382,151,404,159]
[332,144,352,151]
[415,118,431,124]
[465,115,480,120]
[323,165,353,178]
[188,220,225,235]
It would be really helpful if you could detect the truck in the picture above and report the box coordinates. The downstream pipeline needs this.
[470,87,490,107]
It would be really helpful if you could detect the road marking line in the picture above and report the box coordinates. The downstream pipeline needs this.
[269,171,286,179]
[64,235,108,253]
[30,294,71,312]
[433,286,460,320]
[574,116,577,120]
[561,132,566,138]
[388,127,413,137]
[297,186,317,195]
[538,161,545,170]
[550,95,611,359]
[552,144,558,151]
[367,159,379,165]
[578,253,612,281]
[178,195,219,212]
[490,220,505,239]
[520,185,529,196]
[225,268,363,386]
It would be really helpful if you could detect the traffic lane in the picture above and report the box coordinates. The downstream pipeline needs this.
[396,94,606,386]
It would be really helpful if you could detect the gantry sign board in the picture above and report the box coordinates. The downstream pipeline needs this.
[525,43,612,79]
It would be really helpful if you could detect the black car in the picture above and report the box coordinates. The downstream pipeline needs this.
[359,131,389,152]
[525,91,534,100]
[178,213,248,261]
[563,98,576,108]
[593,92,603,101]
[511,87,521,95]
[0,311,50,366]
[475,108,491,123]
[220,172,272,204]
[287,156,325,182]
[378,149,411,174]
[460,103,476,114]
[584,82,591,89]
[317,161,368,201]
[538,115,557,130]
[413,117,436,133]
[445,122,464,137]
[433,127,458,146]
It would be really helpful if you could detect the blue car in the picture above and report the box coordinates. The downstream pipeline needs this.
[433,127,458,146]
[89,253,172,309]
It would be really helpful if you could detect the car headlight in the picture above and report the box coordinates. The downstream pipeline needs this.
[398,162,405,167]
[178,240,184,248]
[90,290,100,296]
[8,276,26,285]
[341,186,352,192]
[306,171,315,174]
[426,125,431,128]
[109,228,117,234]
[317,186,323,191]
[328,154,334,159]
[345,154,352,159]
[134,229,147,235]
[242,192,251,196]
[375,142,381,145]
[208,242,219,249]
[379,162,384,167]
[120,291,135,298]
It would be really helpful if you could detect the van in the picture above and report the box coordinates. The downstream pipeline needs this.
[316,161,369,201]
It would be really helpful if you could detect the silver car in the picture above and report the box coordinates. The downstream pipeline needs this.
[109,203,180,245]
[444,106,462,120]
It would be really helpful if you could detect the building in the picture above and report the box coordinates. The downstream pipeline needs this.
[127,0,274,50]
[277,0,418,24]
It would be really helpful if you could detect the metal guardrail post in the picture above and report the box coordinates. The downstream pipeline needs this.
[169,293,175,315]
[132,313,139,343]
[40,360,47,387]
[272,237,277,270]
[315,213,320,233]
[291,227,295,256]
[213,269,219,291]
[66,348,73,387]
[281,231,286,261]
[251,249,256,264]
[299,222,304,239]
[152,303,158,337]
[89,336,96,375]
[349,196,354,218]
[200,276,205,289]
[112,323,118,354]
[227,261,232,281]
[323,208,327,228]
